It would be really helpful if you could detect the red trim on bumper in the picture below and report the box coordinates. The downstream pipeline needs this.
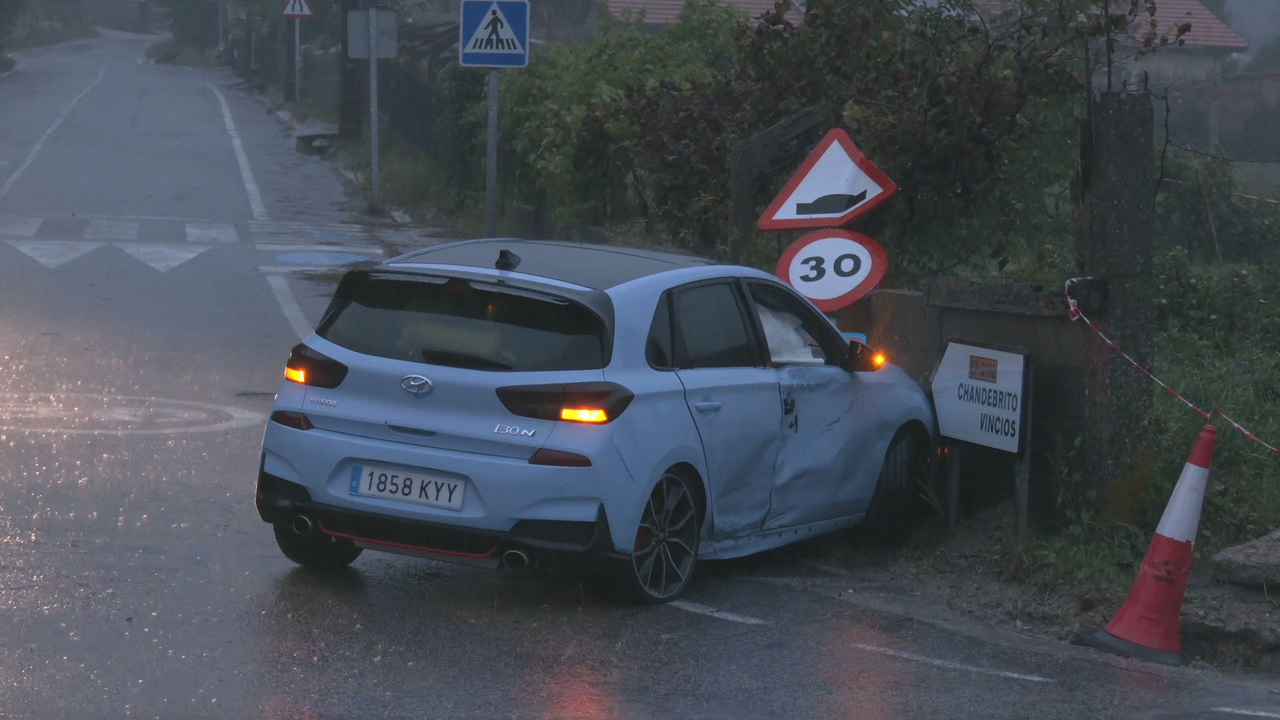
[318,521,499,559]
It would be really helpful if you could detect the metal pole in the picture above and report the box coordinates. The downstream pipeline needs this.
[1015,363,1034,539]
[217,0,224,52]
[485,69,498,236]
[368,8,380,210]
[294,18,302,104]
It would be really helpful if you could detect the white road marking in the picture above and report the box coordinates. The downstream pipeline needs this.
[115,244,210,272]
[85,218,139,240]
[207,84,267,222]
[266,274,315,341]
[1209,710,1280,718]
[6,240,102,268]
[0,215,42,237]
[186,222,240,243]
[0,67,106,200]
[669,601,770,625]
[849,643,1053,683]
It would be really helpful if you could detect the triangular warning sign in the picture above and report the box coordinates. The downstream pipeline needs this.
[464,3,524,53]
[282,0,314,18]
[758,129,898,231]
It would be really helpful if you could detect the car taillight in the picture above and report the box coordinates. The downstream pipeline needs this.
[270,411,315,430]
[496,382,634,425]
[529,449,592,467]
[284,344,348,389]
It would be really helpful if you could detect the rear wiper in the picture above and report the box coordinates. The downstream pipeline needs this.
[420,349,512,371]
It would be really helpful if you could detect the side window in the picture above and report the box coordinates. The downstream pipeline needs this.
[646,293,673,369]
[672,283,758,369]
[747,282,844,367]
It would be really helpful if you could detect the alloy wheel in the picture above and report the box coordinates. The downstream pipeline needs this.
[630,472,699,601]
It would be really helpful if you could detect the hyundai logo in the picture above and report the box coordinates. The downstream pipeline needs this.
[400,375,434,397]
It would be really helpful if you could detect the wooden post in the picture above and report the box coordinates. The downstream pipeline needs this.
[946,443,963,530]
[1073,92,1159,517]
[727,106,827,264]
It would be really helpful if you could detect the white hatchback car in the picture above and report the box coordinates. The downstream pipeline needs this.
[255,239,936,602]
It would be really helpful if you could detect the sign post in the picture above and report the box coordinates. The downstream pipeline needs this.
[281,0,314,105]
[459,0,529,236]
[347,8,397,211]
[929,340,1032,535]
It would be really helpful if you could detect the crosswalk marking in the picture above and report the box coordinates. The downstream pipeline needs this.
[7,241,102,268]
[116,244,210,272]
[256,242,384,255]
[84,218,140,241]
[0,216,42,237]
[185,222,239,244]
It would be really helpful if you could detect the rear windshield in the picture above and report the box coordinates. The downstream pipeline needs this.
[317,273,609,372]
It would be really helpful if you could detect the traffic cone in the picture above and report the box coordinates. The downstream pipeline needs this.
[1073,424,1218,666]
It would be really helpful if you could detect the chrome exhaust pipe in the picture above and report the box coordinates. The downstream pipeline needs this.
[500,550,529,569]
[291,514,315,537]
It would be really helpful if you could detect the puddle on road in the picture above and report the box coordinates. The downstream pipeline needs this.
[0,393,264,435]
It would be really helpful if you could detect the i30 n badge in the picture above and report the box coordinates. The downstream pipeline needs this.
[255,239,937,604]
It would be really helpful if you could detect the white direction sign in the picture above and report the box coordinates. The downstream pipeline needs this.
[759,128,898,231]
[282,0,314,18]
[459,0,529,68]
[930,342,1028,454]
[775,229,888,312]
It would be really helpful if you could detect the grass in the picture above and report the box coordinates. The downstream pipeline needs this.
[145,40,218,67]
[1233,161,1280,200]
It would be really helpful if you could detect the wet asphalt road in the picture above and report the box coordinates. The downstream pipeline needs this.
[2,30,1280,720]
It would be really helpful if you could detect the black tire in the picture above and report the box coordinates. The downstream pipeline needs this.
[859,430,927,545]
[273,523,363,570]
[617,471,701,604]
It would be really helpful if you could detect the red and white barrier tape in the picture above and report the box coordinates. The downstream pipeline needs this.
[1064,276,1280,458]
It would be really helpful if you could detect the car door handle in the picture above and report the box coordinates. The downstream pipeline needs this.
[693,401,723,413]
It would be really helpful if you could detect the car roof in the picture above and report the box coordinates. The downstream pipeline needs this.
[388,238,718,290]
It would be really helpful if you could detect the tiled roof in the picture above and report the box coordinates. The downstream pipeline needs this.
[1130,0,1247,50]
[606,0,801,26]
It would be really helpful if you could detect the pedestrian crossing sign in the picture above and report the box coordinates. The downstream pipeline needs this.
[459,0,529,68]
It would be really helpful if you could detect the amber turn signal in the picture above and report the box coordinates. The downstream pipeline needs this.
[284,367,307,384]
[560,408,609,424]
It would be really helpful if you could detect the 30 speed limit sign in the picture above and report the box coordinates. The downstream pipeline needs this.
[775,229,888,312]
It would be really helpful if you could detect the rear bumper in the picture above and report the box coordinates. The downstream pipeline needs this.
[256,471,622,564]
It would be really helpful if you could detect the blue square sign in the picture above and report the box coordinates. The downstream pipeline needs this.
[459,0,529,68]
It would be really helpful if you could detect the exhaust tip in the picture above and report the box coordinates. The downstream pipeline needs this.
[291,514,314,536]
[500,549,529,569]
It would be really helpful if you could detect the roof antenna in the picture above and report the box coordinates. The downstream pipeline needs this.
[495,249,521,271]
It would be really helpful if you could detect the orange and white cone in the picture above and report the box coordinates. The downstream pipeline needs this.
[1073,424,1217,666]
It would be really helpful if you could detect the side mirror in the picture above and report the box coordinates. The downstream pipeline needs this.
[845,340,887,373]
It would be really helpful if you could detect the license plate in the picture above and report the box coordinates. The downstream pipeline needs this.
[349,464,465,510]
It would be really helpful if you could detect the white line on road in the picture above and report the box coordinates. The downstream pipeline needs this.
[0,67,105,200]
[1209,710,1280,718]
[850,643,1053,683]
[266,274,314,341]
[670,601,770,625]
[208,83,267,222]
